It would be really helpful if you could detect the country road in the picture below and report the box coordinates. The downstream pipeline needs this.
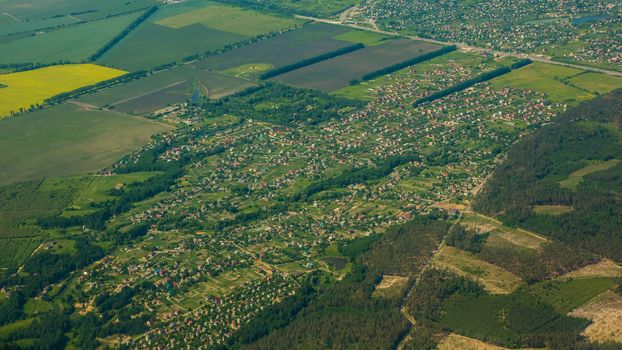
[295,15,622,77]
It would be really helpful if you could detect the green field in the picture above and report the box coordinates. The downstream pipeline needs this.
[0,12,141,64]
[489,62,620,104]
[532,205,574,216]
[441,290,590,347]
[0,0,156,22]
[58,172,161,217]
[0,103,172,185]
[567,72,622,94]
[155,3,299,36]
[559,159,621,190]
[529,277,620,314]
[99,22,245,71]
[333,30,389,46]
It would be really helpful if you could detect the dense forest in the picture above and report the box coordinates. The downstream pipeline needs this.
[474,89,622,260]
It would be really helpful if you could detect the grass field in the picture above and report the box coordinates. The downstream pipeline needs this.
[198,23,352,74]
[0,0,155,22]
[567,72,622,94]
[0,64,126,118]
[489,62,617,104]
[155,3,299,36]
[434,246,523,294]
[58,172,161,217]
[569,291,622,343]
[333,30,390,46]
[0,12,141,65]
[0,103,172,185]
[529,277,620,314]
[532,205,574,216]
[559,159,621,190]
[273,39,441,92]
[78,66,254,114]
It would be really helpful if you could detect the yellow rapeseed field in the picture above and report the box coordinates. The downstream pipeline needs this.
[0,64,126,118]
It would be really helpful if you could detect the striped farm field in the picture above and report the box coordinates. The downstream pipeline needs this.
[0,64,126,118]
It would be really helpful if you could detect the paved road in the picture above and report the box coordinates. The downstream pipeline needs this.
[295,15,622,77]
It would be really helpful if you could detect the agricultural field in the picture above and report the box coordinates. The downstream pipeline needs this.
[99,1,300,71]
[77,66,254,114]
[490,62,622,105]
[0,0,156,23]
[198,23,354,73]
[0,12,142,65]
[272,39,441,91]
[154,4,299,36]
[0,64,126,118]
[0,103,171,185]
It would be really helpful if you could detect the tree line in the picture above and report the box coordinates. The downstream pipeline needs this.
[260,43,365,79]
[357,45,457,82]
[413,59,532,107]
[88,6,159,62]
